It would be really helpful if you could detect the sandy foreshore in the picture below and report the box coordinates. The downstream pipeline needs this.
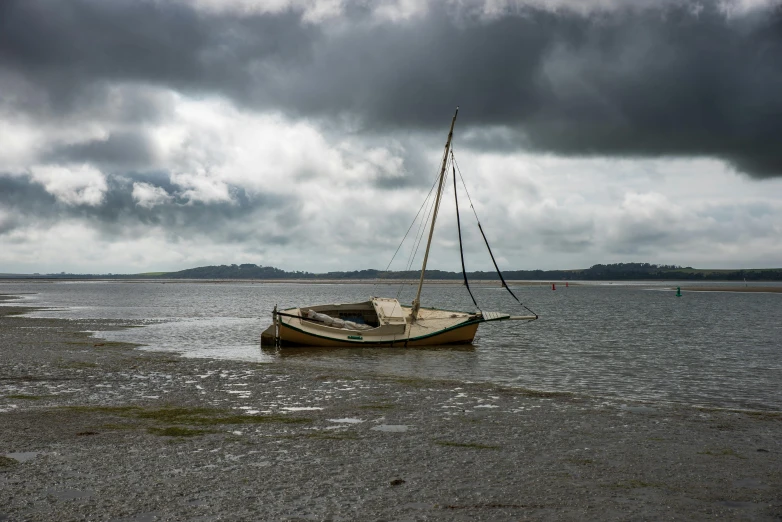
[1,298,780,521]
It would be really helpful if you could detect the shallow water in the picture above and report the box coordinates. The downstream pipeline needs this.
[2,280,781,411]
[5,451,40,463]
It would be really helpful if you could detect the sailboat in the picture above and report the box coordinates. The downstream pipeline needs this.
[261,107,537,348]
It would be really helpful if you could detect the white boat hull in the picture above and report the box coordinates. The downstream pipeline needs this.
[262,297,534,348]
[277,317,480,347]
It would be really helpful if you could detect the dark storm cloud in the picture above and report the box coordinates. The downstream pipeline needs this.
[1,0,781,177]
[0,0,316,114]
[0,173,298,244]
[0,175,55,234]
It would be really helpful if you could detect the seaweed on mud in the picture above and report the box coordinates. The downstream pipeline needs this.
[696,406,782,420]
[394,378,429,387]
[91,341,140,349]
[0,376,75,382]
[100,423,140,431]
[698,448,746,459]
[0,308,35,317]
[566,458,594,465]
[136,408,312,426]
[516,388,575,399]
[147,427,214,437]
[305,432,359,441]
[441,502,539,509]
[5,394,45,400]
[433,440,500,450]
[67,406,141,415]
[314,375,363,382]
[219,415,313,425]
[0,456,19,468]
[604,479,664,489]
[457,418,484,424]
[64,405,312,427]
[56,361,99,369]
[743,411,782,420]
[711,422,737,431]
[150,358,182,364]
[133,407,222,423]
[357,403,396,410]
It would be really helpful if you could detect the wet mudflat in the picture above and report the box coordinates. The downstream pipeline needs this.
[1,304,780,521]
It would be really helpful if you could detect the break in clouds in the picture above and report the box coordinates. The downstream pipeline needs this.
[1,0,781,273]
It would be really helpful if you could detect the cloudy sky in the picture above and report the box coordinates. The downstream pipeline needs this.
[1,0,781,274]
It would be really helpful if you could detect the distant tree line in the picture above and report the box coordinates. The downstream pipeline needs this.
[7,262,782,281]
[143,262,782,281]
[165,264,299,279]
[567,262,782,281]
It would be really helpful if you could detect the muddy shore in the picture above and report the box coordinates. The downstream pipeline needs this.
[1,298,780,521]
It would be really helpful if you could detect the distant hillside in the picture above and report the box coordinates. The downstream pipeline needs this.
[160,262,782,281]
[4,263,782,281]
[167,264,299,279]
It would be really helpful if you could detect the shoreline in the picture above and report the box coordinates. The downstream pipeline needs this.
[0,278,559,286]
[1,301,780,520]
[678,285,782,293]
[4,277,782,288]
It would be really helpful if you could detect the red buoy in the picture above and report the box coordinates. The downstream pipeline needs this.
[566,282,569,288]
[552,283,556,290]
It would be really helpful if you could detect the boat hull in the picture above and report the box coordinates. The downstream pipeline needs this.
[261,297,531,349]
[277,319,479,347]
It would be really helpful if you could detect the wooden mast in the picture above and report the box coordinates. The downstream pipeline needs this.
[410,106,459,322]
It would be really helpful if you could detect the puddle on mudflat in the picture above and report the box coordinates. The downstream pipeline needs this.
[114,511,163,522]
[281,407,323,411]
[733,478,769,490]
[371,425,408,433]
[5,452,40,463]
[327,418,364,424]
[46,488,94,500]
[720,501,760,509]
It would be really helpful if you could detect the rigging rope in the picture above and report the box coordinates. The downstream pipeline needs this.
[398,166,442,299]
[412,154,452,268]
[372,161,442,296]
[369,152,448,301]
[452,161,480,310]
[375,142,538,320]
[375,175,437,279]
[452,150,539,319]
[397,152,453,301]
